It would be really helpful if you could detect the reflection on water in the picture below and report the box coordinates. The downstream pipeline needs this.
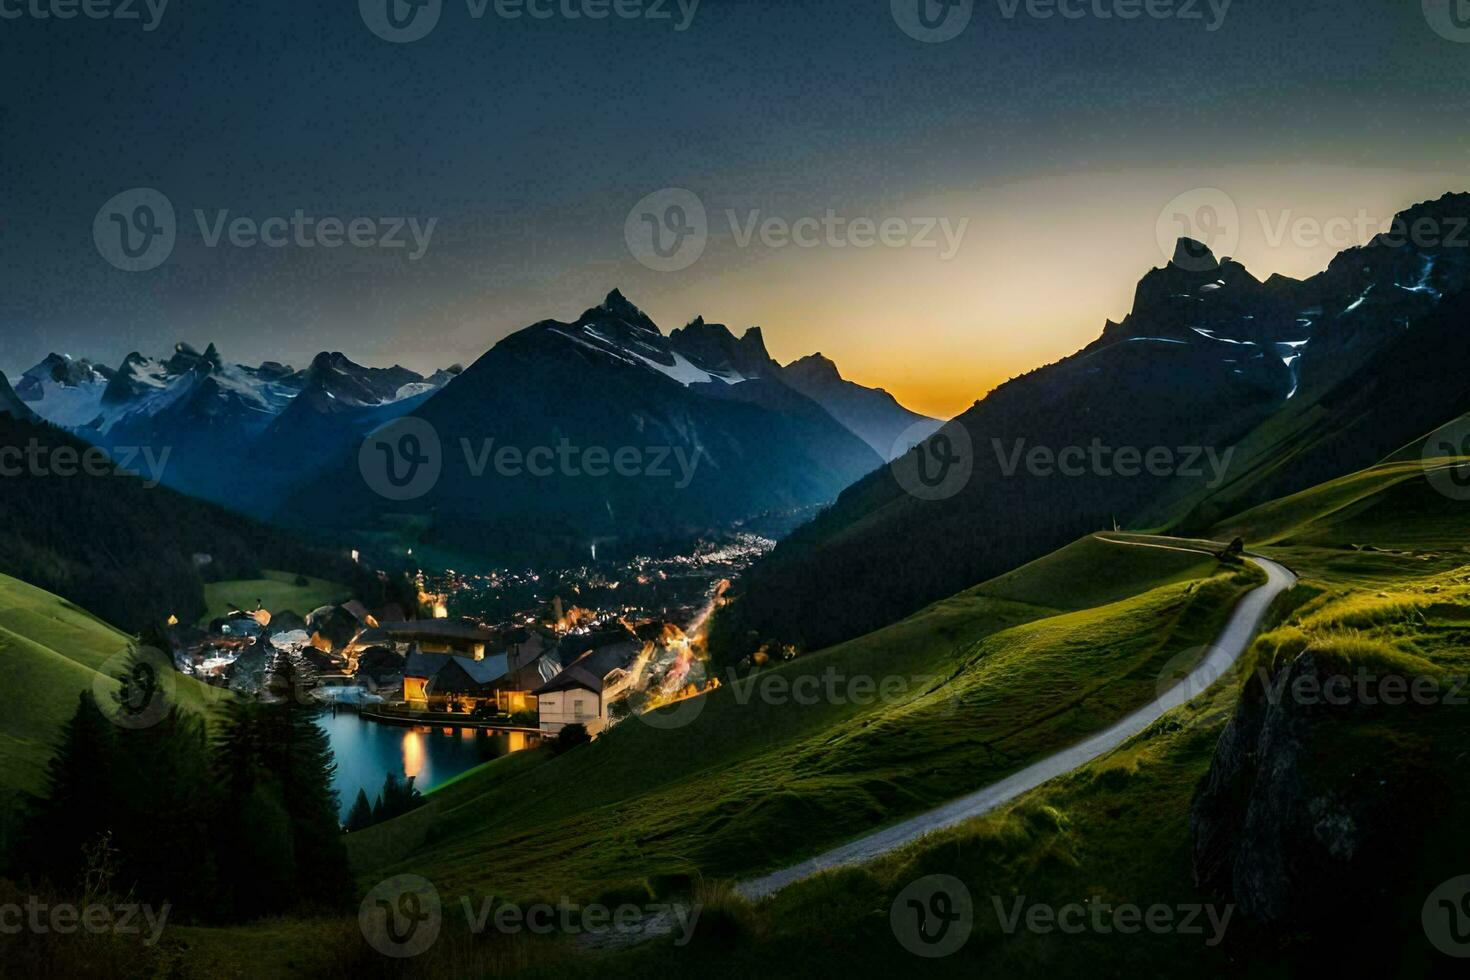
[317,709,534,819]
[402,730,425,780]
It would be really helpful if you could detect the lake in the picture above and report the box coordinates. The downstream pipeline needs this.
[317,709,536,819]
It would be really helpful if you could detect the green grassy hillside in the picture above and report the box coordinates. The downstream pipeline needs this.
[119,534,1253,976]
[200,570,350,625]
[578,460,1470,978]
[0,573,230,797]
[84,461,1470,977]
[343,538,1255,903]
[0,574,134,797]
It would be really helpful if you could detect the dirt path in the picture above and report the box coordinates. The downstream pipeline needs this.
[733,540,1295,901]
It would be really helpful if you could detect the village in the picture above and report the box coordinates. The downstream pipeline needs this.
[158,554,743,740]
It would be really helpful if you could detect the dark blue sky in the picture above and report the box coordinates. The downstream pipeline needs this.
[3,0,1468,413]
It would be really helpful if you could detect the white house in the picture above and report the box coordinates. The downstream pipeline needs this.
[531,641,639,735]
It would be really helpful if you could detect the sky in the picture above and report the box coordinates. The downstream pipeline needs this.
[3,0,1469,419]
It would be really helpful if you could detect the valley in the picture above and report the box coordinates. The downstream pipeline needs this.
[10,7,1470,976]
[4,194,1470,978]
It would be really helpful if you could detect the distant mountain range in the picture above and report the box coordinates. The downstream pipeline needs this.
[12,292,939,558]
[717,192,1470,653]
[11,342,460,510]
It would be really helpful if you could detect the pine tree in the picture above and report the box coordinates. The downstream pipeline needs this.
[345,789,374,832]
[371,771,426,824]
[21,691,118,887]
[210,659,352,915]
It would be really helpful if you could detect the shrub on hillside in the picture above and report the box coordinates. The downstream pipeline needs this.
[551,724,591,755]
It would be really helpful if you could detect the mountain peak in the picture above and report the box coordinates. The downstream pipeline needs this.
[19,352,112,395]
[667,317,776,379]
[786,352,843,384]
[599,288,645,321]
[167,342,222,375]
[1171,237,1219,271]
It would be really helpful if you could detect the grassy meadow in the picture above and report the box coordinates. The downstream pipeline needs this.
[557,460,1470,978]
[18,458,1470,978]
[199,569,350,625]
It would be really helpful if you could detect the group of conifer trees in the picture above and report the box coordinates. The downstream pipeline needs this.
[16,652,352,924]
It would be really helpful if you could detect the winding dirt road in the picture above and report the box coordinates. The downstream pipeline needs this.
[735,539,1296,901]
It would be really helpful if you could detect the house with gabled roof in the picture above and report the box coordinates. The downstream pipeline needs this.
[531,640,642,735]
[402,637,562,717]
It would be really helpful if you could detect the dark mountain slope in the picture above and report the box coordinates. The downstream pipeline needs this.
[278,292,884,560]
[716,193,1470,654]
[0,414,369,631]
[783,353,942,460]
[0,371,36,422]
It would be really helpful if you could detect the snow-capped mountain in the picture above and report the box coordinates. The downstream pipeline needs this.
[12,353,114,429]
[16,291,935,548]
[278,290,895,559]
[18,342,458,516]
[522,289,938,458]
[534,289,776,388]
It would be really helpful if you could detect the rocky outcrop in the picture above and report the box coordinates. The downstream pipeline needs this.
[1190,650,1435,929]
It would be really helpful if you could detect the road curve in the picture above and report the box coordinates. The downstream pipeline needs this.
[735,541,1296,902]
